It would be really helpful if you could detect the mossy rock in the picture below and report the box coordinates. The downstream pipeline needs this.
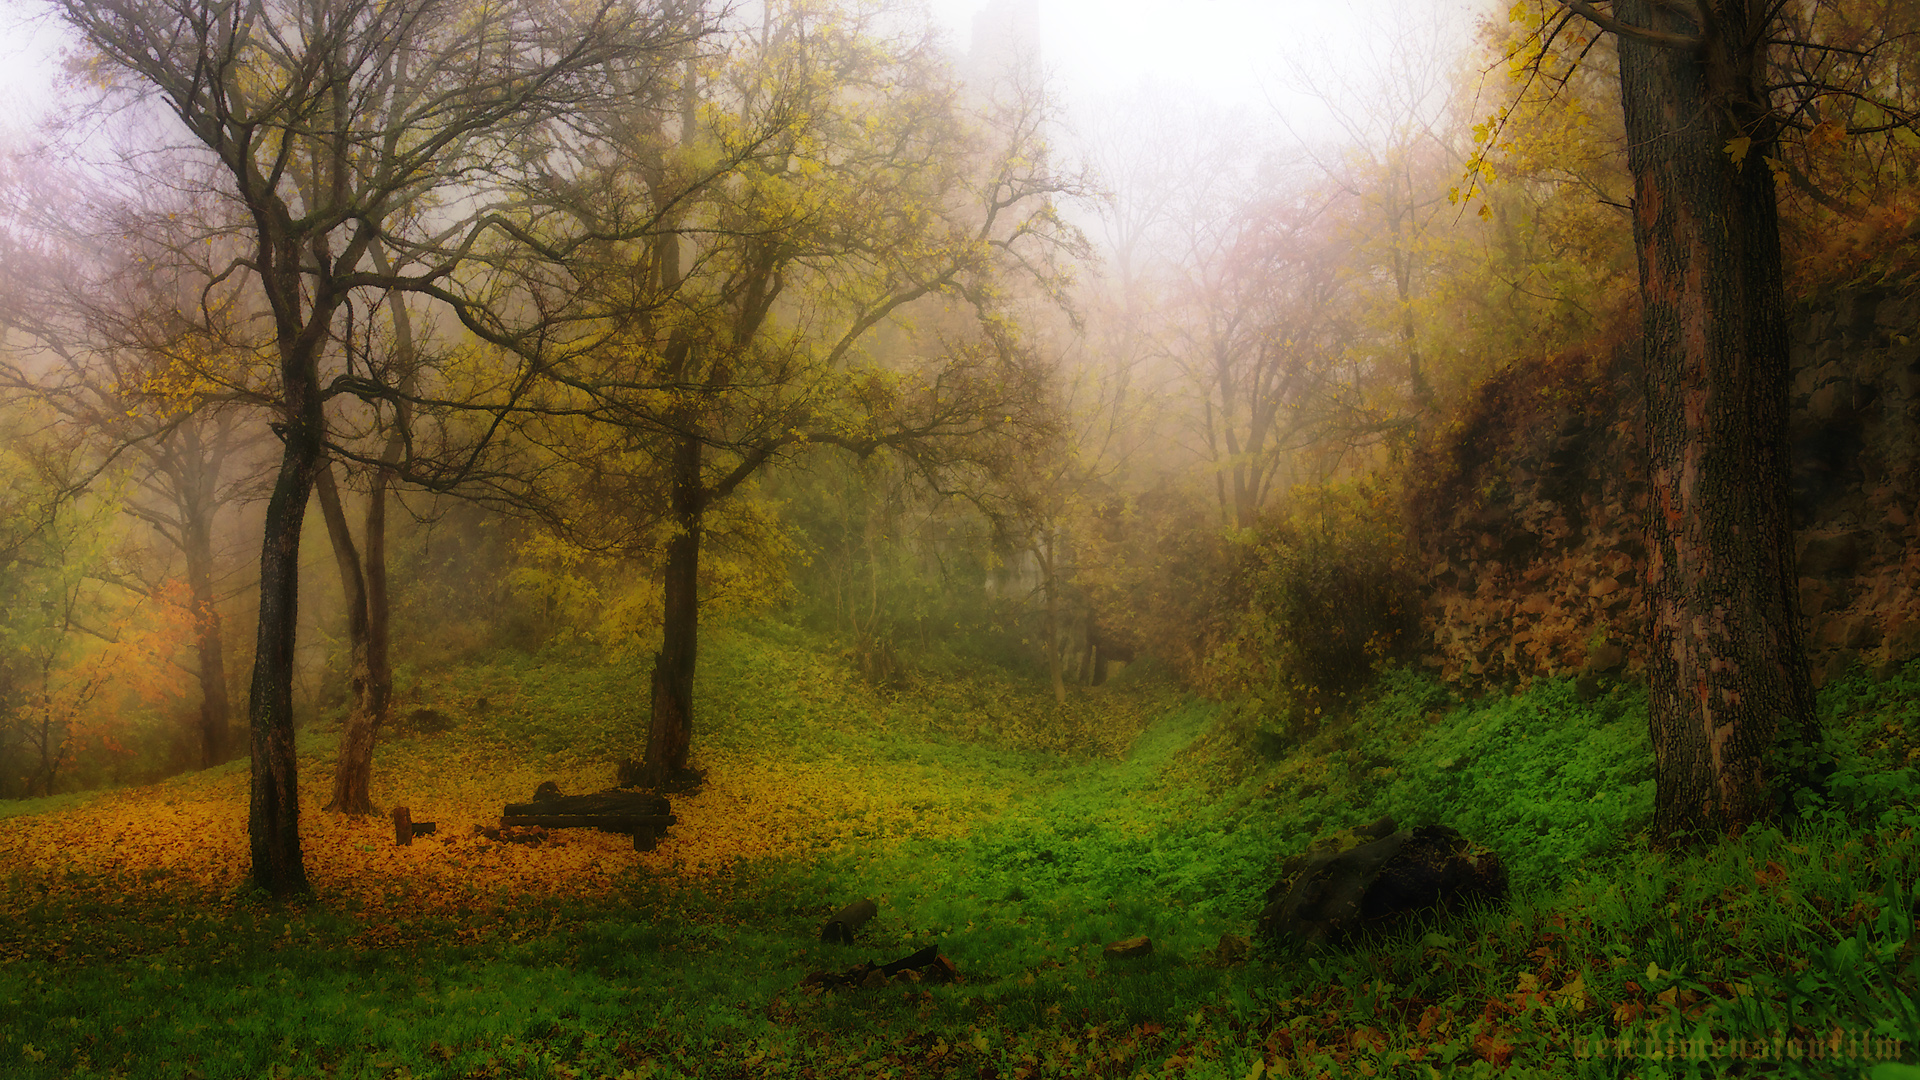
[1258,822,1507,950]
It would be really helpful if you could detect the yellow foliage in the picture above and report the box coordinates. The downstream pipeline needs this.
[0,720,998,924]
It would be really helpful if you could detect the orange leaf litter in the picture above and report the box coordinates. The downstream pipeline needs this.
[0,743,988,914]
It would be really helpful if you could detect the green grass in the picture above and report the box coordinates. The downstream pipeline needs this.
[2,622,1916,1079]
[0,788,114,821]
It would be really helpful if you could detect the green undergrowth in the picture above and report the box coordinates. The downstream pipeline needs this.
[1172,666,1657,895]
[385,617,1180,770]
[2,622,1917,1079]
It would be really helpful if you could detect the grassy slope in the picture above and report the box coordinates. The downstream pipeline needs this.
[1,621,1917,1079]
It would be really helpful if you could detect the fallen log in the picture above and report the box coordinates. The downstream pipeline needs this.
[802,943,956,990]
[504,791,671,817]
[498,784,679,850]
[821,898,877,944]
[497,813,679,831]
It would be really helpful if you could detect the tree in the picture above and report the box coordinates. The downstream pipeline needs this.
[1172,178,1358,530]
[1281,3,1468,410]
[0,232,260,772]
[53,0,691,893]
[316,256,424,815]
[512,3,1085,788]
[0,409,196,796]
[1526,0,1919,840]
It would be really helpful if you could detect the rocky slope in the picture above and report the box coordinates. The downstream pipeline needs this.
[1411,282,1920,688]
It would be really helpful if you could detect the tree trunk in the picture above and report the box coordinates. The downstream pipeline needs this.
[364,464,394,731]
[182,507,230,769]
[1041,536,1066,705]
[645,431,702,788]
[364,247,414,736]
[316,464,378,816]
[247,407,319,896]
[1615,0,1816,843]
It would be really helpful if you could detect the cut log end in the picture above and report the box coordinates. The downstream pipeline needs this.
[821,898,878,944]
[392,806,412,847]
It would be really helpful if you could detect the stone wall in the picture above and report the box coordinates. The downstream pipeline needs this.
[1410,283,1920,687]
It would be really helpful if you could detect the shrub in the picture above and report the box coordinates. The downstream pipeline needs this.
[1202,481,1417,721]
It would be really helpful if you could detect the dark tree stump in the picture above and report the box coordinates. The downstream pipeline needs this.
[393,805,412,846]
[821,898,878,944]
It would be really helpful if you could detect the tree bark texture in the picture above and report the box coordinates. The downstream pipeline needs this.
[645,430,702,788]
[1615,0,1817,842]
[317,464,378,816]
[248,406,319,896]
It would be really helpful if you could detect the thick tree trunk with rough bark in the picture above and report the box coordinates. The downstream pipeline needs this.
[1615,0,1817,843]
[317,464,378,815]
[645,431,702,788]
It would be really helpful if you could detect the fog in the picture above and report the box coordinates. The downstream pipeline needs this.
[4,0,1917,1074]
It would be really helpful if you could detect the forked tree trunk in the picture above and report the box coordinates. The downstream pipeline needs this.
[1615,0,1816,843]
[645,431,702,788]
[316,464,378,815]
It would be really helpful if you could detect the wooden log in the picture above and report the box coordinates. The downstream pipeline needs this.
[802,943,954,989]
[879,943,939,976]
[821,898,878,944]
[411,822,437,837]
[393,805,412,846]
[505,792,671,818]
[498,813,677,832]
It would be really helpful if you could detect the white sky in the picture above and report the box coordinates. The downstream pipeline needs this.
[925,0,1485,131]
[1,1,1485,135]
[0,10,64,142]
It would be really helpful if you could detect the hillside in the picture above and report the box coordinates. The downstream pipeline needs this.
[2,622,1915,1079]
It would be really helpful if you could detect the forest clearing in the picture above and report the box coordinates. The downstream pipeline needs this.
[5,0,1920,1075]
[3,622,1917,1079]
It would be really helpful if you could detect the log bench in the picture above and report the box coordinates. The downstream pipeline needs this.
[499,787,677,850]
